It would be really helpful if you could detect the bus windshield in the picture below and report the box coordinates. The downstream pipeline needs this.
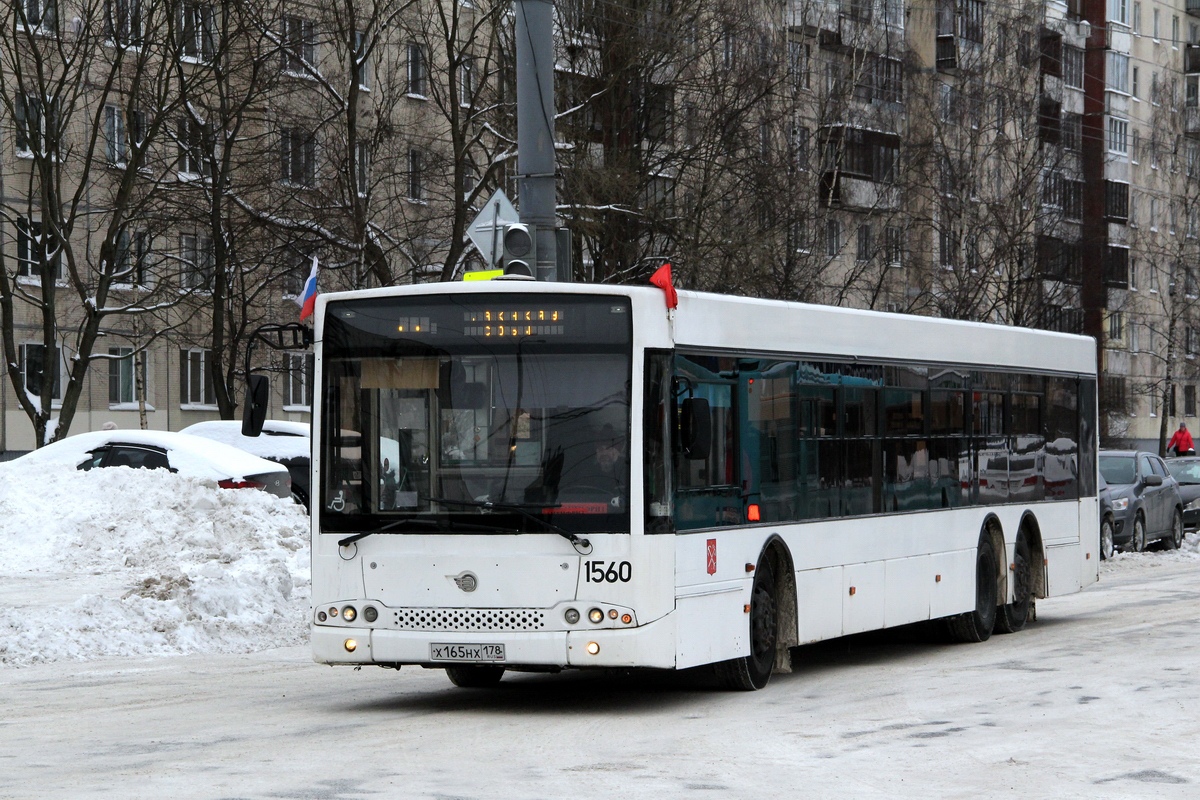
[319,293,632,535]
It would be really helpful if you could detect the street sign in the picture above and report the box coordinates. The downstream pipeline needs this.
[467,189,520,268]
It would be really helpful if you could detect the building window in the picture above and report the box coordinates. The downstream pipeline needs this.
[179,233,213,290]
[354,30,371,90]
[1108,311,1124,342]
[15,93,59,156]
[113,229,153,285]
[281,247,313,296]
[1107,117,1129,154]
[282,15,316,74]
[17,216,63,280]
[285,352,315,408]
[1186,385,1197,416]
[825,219,841,257]
[180,348,216,406]
[1104,181,1130,221]
[108,347,147,405]
[20,343,61,401]
[406,41,426,96]
[106,0,142,46]
[179,3,215,61]
[280,127,316,186]
[1107,52,1130,93]
[177,117,208,177]
[459,56,475,107]
[355,141,370,197]
[407,147,423,201]
[19,0,56,30]
[886,226,903,266]
[856,224,872,263]
[104,105,128,165]
[1063,46,1085,89]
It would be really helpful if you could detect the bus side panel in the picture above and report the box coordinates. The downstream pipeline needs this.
[884,556,932,627]
[843,561,886,635]
[930,550,976,617]
[796,566,843,644]
[1079,497,1100,588]
[1046,543,1083,596]
[675,584,750,669]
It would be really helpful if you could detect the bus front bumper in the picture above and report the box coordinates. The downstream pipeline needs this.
[312,611,677,670]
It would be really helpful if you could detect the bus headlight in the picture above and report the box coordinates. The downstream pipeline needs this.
[588,608,604,624]
[342,606,357,622]
[363,606,378,623]
[564,608,580,624]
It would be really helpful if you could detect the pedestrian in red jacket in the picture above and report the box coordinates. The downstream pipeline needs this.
[1168,423,1195,456]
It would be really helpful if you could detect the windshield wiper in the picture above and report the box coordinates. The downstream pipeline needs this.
[426,496,592,554]
[337,516,523,547]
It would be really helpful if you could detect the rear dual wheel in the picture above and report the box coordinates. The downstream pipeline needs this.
[946,535,998,643]
[995,535,1032,634]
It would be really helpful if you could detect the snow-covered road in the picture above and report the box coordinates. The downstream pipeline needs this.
[4,553,1199,799]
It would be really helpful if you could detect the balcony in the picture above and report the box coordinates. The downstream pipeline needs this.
[1188,0,1200,18]
[1186,107,1200,137]
[1187,44,1200,73]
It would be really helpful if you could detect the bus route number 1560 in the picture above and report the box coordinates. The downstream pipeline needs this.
[584,560,632,583]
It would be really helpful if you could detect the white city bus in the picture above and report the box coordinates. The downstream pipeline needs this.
[308,281,1099,689]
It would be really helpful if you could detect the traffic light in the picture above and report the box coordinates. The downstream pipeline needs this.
[501,223,535,276]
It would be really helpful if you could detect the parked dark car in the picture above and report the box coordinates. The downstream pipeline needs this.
[1098,450,1184,552]
[1099,472,1115,560]
[1166,456,1200,531]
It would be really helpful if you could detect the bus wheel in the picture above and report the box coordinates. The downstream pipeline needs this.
[714,559,777,691]
[445,665,505,688]
[995,535,1032,634]
[946,534,998,643]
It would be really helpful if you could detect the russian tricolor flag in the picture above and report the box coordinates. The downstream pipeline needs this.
[298,255,318,321]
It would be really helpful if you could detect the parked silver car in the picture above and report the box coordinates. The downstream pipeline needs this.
[1098,450,1184,552]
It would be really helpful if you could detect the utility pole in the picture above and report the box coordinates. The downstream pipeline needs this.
[514,0,558,281]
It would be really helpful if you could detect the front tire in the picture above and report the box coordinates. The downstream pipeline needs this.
[445,665,505,688]
[995,535,1032,634]
[714,559,777,691]
[1167,510,1184,550]
[946,534,998,643]
[1131,515,1147,553]
[1100,516,1115,560]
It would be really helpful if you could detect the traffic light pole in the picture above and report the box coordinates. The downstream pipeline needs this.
[514,0,558,281]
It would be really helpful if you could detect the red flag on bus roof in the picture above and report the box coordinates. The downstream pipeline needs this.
[649,262,678,309]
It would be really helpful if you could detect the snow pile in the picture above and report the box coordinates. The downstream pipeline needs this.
[1100,531,1200,577]
[0,462,310,668]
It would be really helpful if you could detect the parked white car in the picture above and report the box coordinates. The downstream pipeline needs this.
[181,420,310,509]
[15,430,292,499]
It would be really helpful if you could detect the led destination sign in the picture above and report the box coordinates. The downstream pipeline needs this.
[463,308,564,338]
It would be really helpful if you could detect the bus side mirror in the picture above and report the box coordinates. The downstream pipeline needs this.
[242,374,269,437]
[679,397,711,459]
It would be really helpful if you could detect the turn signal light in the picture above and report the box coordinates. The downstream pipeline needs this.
[621,614,632,624]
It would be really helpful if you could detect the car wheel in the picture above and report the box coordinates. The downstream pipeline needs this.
[1168,510,1184,550]
[1100,516,1115,561]
[1131,515,1147,553]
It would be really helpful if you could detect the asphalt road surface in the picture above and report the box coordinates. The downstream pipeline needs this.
[3,554,1199,799]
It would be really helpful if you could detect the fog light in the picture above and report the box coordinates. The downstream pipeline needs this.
[363,606,378,623]
[317,611,327,622]
[329,607,339,617]
[586,641,600,655]
[621,614,632,624]
[344,638,358,652]
[564,608,580,624]
[342,606,357,622]
[608,609,618,620]
[588,608,604,624]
